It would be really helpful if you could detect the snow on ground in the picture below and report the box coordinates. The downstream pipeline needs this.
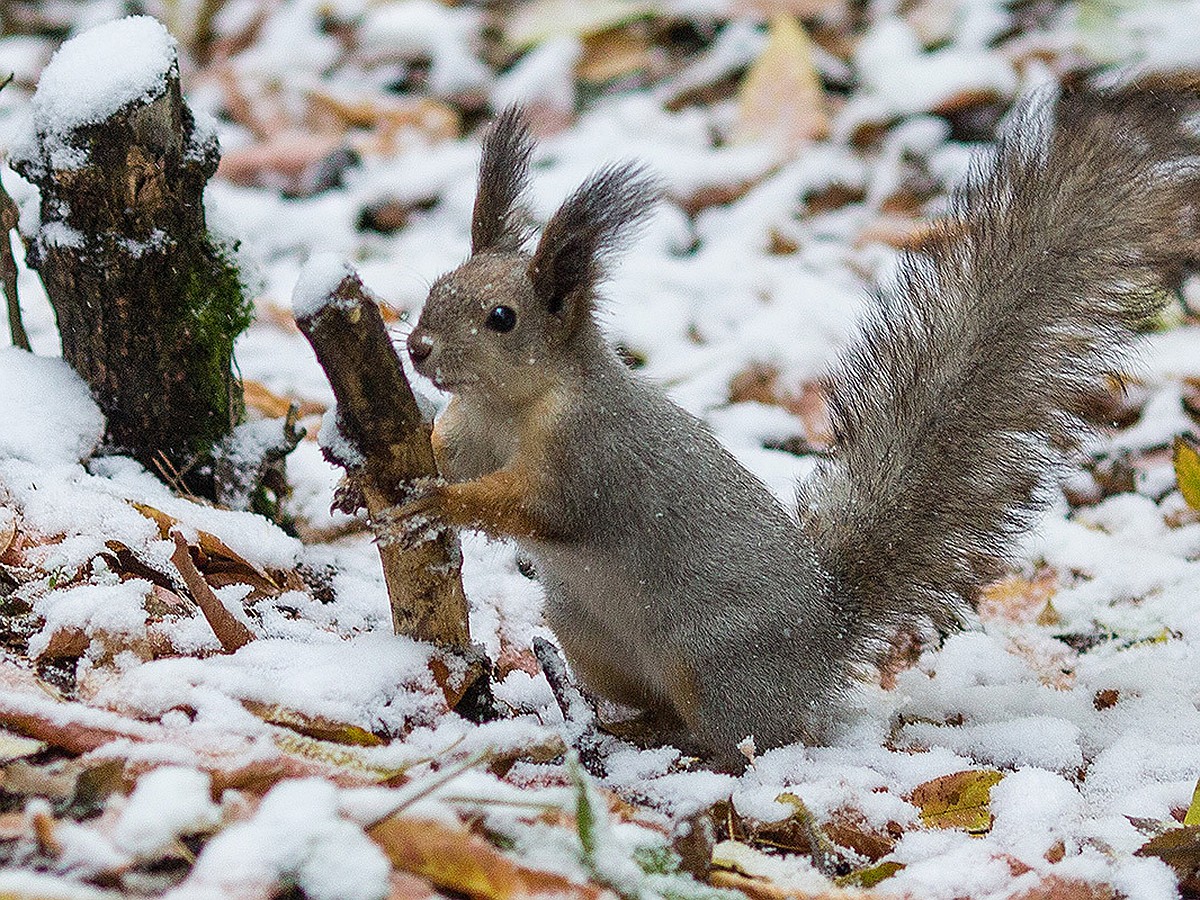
[0,1,1199,898]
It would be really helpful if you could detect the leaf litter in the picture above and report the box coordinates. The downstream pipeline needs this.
[0,1,1199,899]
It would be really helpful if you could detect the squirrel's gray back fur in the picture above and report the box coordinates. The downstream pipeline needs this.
[410,80,1200,766]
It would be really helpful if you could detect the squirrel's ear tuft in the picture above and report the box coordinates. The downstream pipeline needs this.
[472,107,535,254]
[529,161,660,317]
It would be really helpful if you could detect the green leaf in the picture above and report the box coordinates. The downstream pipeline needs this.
[837,860,906,888]
[911,770,1005,833]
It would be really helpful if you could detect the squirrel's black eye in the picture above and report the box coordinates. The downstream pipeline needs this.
[485,305,517,333]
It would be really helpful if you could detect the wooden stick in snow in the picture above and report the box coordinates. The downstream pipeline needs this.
[170,531,255,652]
[292,256,472,650]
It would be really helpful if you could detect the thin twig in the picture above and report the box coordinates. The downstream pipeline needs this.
[532,637,609,778]
[170,530,255,652]
[0,163,30,352]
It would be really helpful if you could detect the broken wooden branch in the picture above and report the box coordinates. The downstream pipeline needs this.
[292,257,471,650]
[170,530,255,652]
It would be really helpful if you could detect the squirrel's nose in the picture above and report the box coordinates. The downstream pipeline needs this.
[407,331,433,365]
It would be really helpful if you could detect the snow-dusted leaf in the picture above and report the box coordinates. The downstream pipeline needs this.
[1173,436,1200,510]
[734,14,829,151]
[243,700,383,747]
[504,0,661,49]
[711,839,837,896]
[1136,824,1200,894]
[977,570,1060,625]
[911,770,1004,833]
[0,728,46,762]
[370,815,608,900]
[0,506,16,558]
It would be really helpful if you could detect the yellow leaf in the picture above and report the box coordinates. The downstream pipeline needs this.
[1185,778,1200,827]
[837,859,905,888]
[243,701,383,747]
[1174,436,1200,510]
[734,15,829,152]
[911,769,1004,833]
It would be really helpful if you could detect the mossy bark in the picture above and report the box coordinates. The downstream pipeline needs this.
[12,55,251,497]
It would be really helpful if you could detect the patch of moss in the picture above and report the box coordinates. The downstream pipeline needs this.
[177,236,254,454]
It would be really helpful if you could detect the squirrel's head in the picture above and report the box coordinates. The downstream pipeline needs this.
[408,108,659,405]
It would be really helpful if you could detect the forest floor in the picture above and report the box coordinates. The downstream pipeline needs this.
[2,1,1200,898]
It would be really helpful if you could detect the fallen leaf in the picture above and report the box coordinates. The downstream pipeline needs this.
[242,701,383,747]
[911,769,1004,833]
[1185,778,1200,827]
[370,816,608,900]
[823,808,897,860]
[734,14,829,152]
[836,859,905,888]
[505,0,660,49]
[0,728,46,763]
[579,26,651,83]
[217,130,344,193]
[978,569,1059,625]
[1173,436,1200,510]
[0,506,16,557]
[1009,875,1117,900]
[1136,826,1200,893]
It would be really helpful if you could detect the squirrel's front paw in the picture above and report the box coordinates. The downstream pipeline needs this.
[371,477,450,549]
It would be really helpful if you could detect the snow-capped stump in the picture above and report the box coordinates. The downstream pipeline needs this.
[292,257,477,662]
[9,15,252,499]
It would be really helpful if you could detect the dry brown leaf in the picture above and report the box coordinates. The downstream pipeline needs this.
[1010,875,1118,900]
[727,364,831,445]
[736,0,847,16]
[217,130,343,189]
[370,816,610,900]
[823,809,898,861]
[579,27,652,83]
[388,871,442,900]
[307,92,460,157]
[734,14,829,152]
[39,626,89,660]
[911,769,1004,833]
[133,503,281,594]
[1137,824,1200,894]
[977,569,1060,625]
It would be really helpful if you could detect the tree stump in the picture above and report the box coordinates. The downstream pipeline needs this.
[10,16,251,496]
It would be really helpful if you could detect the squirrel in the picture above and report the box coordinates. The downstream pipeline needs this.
[396,77,1200,766]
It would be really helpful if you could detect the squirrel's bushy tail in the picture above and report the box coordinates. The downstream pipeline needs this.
[798,77,1200,654]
